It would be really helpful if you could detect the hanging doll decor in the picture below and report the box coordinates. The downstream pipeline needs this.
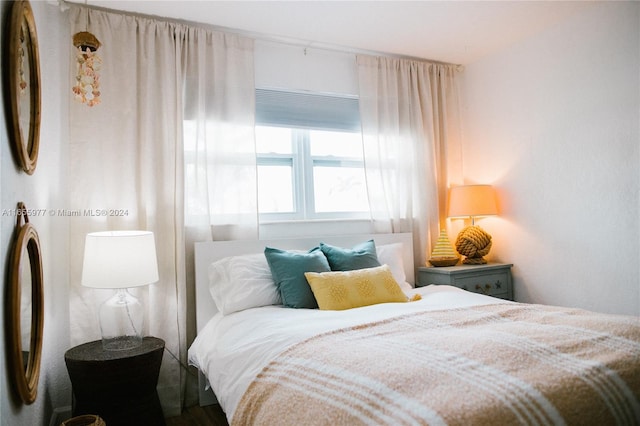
[72,30,101,107]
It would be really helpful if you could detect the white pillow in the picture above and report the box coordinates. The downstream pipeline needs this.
[376,243,412,291]
[208,253,281,315]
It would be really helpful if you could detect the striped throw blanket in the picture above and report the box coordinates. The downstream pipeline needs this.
[233,303,640,425]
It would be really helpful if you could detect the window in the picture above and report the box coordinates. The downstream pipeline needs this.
[256,89,369,221]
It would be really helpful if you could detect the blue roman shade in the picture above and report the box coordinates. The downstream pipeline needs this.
[255,88,361,132]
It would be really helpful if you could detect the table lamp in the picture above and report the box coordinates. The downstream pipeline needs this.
[81,231,159,351]
[448,185,498,264]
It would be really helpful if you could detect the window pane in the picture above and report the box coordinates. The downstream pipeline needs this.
[258,165,294,213]
[256,126,292,154]
[310,130,363,158]
[313,165,368,213]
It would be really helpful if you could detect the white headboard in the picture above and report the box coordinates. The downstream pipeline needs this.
[194,233,414,333]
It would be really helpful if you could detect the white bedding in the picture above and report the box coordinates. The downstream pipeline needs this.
[188,285,510,422]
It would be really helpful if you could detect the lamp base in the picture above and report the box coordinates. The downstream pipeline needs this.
[99,288,144,351]
[455,225,493,265]
[461,256,488,265]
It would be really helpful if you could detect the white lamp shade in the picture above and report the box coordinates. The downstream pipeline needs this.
[81,231,159,289]
[448,185,498,218]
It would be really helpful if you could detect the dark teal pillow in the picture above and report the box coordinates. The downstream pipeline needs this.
[264,247,330,309]
[319,240,381,271]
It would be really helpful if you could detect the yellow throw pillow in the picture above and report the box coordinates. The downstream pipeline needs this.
[304,265,407,311]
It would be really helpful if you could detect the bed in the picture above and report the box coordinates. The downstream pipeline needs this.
[188,233,640,425]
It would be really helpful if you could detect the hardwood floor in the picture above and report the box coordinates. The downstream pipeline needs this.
[165,404,229,426]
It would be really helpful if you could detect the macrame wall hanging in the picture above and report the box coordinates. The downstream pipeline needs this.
[72,6,101,107]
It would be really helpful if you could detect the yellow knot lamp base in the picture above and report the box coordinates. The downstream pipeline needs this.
[455,225,492,265]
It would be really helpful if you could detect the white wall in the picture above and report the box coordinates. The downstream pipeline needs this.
[255,40,358,96]
[1,1,71,424]
[460,1,640,315]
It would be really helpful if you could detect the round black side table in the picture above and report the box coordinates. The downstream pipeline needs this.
[65,336,166,426]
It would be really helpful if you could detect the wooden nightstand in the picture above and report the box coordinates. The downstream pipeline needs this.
[417,263,513,300]
[65,336,166,426]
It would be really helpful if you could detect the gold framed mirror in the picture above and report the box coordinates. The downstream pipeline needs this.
[7,202,44,404]
[7,0,41,175]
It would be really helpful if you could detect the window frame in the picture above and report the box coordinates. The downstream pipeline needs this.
[257,125,370,222]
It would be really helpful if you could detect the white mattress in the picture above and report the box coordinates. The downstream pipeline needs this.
[188,285,510,422]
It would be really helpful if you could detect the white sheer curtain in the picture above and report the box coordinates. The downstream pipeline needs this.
[68,5,255,416]
[179,24,256,406]
[182,28,257,243]
[357,55,462,267]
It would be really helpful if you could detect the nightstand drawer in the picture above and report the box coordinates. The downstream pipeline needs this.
[417,263,513,301]
[454,273,509,298]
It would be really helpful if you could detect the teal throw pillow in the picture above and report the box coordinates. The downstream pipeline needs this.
[319,240,381,271]
[264,247,330,309]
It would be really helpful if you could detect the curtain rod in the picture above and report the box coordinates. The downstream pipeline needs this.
[55,0,462,69]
